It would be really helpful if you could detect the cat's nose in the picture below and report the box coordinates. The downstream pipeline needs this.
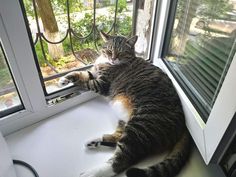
[112,53,117,60]
[113,59,120,64]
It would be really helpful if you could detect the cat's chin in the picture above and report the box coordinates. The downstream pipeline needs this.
[95,55,109,65]
[110,59,120,65]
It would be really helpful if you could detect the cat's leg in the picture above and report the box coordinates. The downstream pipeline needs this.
[79,160,115,177]
[59,72,110,95]
[86,120,126,149]
[79,153,124,177]
[86,95,133,148]
[80,133,140,177]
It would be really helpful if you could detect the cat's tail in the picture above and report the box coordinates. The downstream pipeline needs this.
[126,130,191,177]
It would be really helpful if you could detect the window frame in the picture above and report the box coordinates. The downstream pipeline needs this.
[0,0,97,135]
[0,0,157,134]
[0,15,32,119]
[161,0,235,121]
[152,0,236,164]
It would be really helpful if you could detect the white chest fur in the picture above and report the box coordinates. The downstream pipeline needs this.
[109,100,130,123]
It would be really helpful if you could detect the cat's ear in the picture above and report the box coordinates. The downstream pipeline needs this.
[100,31,112,42]
[126,35,138,47]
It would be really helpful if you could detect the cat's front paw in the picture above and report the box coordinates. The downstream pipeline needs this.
[58,72,77,87]
[58,76,72,87]
[58,71,89,87]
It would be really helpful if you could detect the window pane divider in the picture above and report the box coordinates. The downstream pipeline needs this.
[0,14,33,113]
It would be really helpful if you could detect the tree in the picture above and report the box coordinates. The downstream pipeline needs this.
[171,1,199,55]
[35,0,64,61]
[171,0,233,55]
[0,50,6,69]
[197,0,233,20]
[51,0,84,15]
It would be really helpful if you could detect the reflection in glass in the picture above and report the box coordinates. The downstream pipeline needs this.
[0,42,23,115]
[165,0,236,119]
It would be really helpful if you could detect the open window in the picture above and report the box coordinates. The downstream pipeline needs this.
[154,0,236,164]
[20,0,157,100]
[162,0,236,121]
[0,0,158,133]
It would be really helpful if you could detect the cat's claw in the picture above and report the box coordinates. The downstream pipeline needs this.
[86,141,101,149]
[80,172,93,177]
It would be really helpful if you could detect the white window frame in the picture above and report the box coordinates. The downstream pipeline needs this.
[0,0,97,135]
[152,0,236,164]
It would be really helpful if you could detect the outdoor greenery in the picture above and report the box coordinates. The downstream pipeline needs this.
[196,0,233,20]
[172,0,234,54]
[0,68,11,88]
[176,0,233,20]
[0,49,11,88]
[0,49,6,69]
[23,0,133,68]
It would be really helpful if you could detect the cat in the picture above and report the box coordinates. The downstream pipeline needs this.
[58,31,191,177]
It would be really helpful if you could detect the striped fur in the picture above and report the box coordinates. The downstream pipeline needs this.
[60,34,191,177]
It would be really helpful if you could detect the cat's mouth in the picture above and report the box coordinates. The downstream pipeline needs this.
[109,58,120,65]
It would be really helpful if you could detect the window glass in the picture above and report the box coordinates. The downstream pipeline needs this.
[164,0,236,120]
[21,0,156,95]
[0,42,24,117]
[134,0,156,59]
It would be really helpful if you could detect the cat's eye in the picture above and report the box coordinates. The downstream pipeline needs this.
[107,50,112,55]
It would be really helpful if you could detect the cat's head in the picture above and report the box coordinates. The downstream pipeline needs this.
[99,31,138,65]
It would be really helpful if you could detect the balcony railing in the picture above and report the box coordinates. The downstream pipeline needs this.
[32,0,135,73]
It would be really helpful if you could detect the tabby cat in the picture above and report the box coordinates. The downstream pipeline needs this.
[58,31,191,177]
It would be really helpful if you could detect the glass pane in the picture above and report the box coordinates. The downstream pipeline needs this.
[165,0,236,119]
[21,0,155,95]
[0,42,23,116]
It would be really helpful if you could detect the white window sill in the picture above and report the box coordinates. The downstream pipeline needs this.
[5,97,224,177]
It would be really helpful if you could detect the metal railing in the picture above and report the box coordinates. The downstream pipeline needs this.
[0,0,137,97]
[31,0,135,75]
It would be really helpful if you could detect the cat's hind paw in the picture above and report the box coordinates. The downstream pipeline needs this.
[79,163,115,177]
[85,138,102,149]
[80,171,94,177]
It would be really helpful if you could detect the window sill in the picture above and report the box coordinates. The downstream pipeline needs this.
[5,96,225,177]
[0,91,97,136]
